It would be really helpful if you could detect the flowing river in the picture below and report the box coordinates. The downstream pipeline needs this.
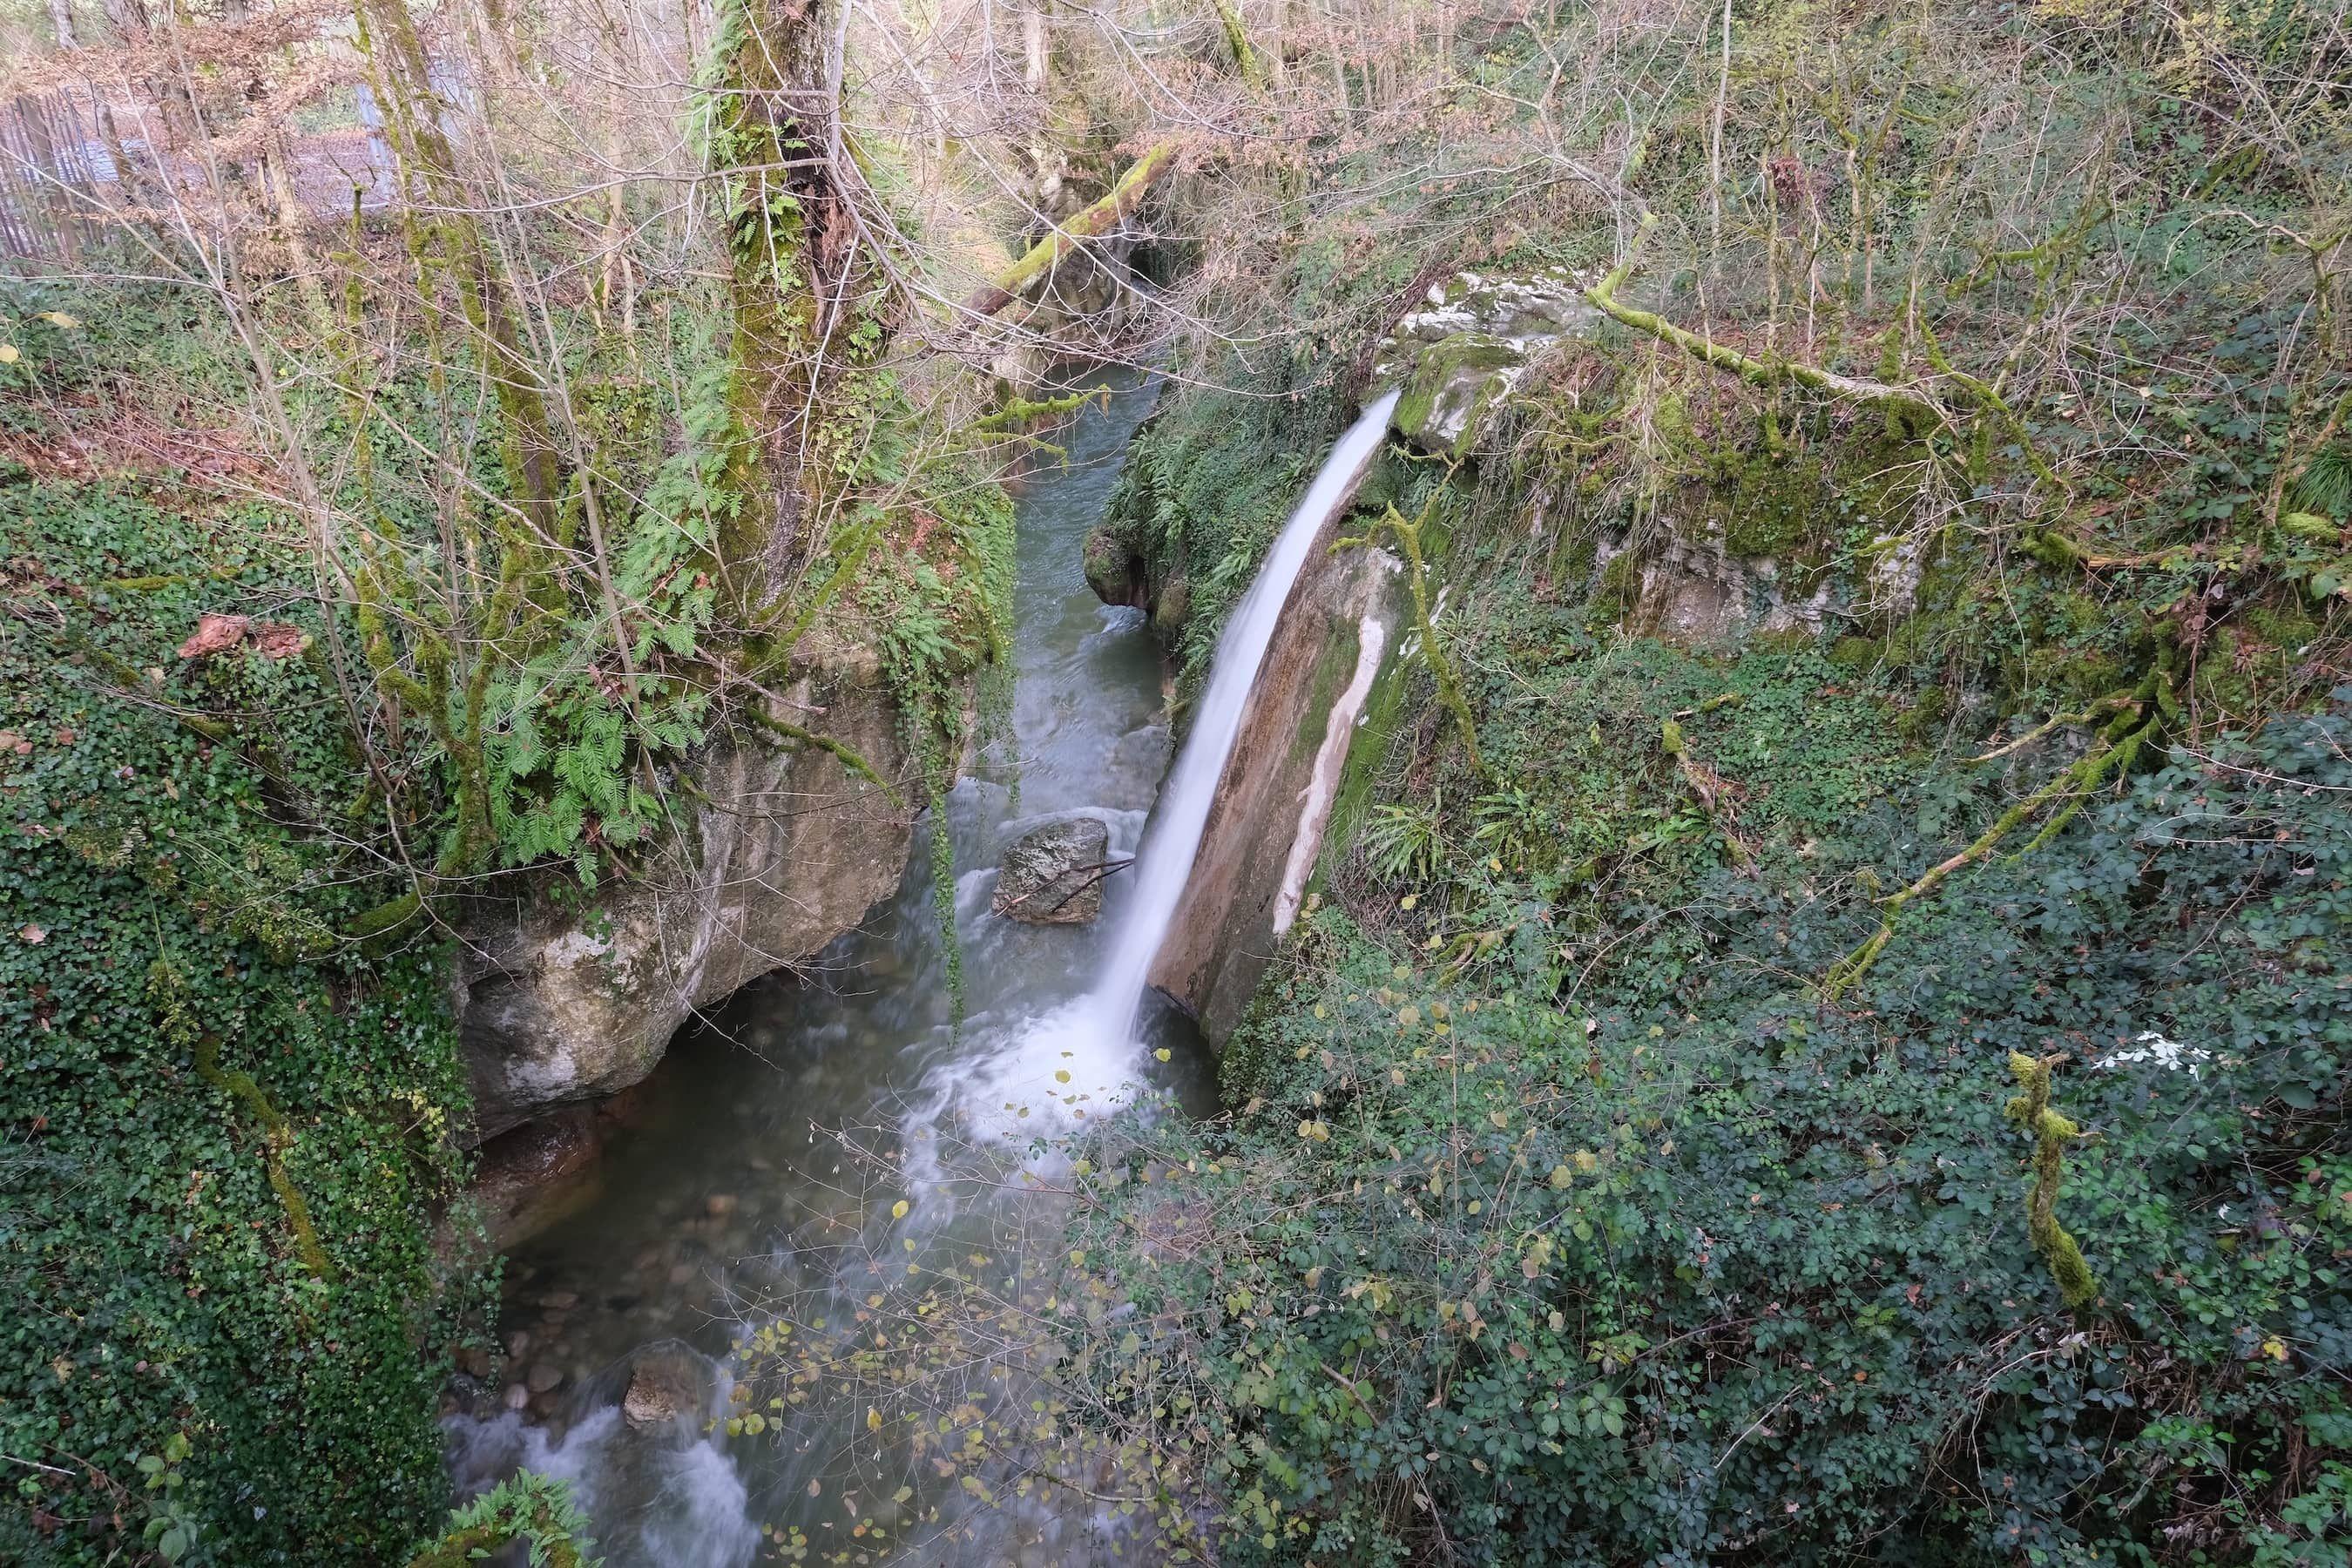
[445,367,1400,1564]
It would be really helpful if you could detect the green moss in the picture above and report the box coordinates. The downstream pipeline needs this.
[1896,685,1953,743]
[1290,617,1368,769]
[1829,634,1887,672]
[2244,604,2320,651]
[1748,627,1818,654]
[1585,549,1645,632]
[1393,335,1525,451]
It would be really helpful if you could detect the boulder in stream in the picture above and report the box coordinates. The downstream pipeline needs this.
[991,816,1113,924]
[1083,525,1146,607]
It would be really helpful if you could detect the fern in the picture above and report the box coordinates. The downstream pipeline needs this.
[1366,794,1448,883]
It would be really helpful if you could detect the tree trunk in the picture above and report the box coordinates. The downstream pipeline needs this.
[708,0,872,612]
[358,0,564,556]
[48,0,78,50]
[1023,1,1047,93]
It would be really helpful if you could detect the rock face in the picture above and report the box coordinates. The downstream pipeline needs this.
[1084,525,1147,608]
[454,639,916,1142]
[1380,267,1874,649]
[1149,542,1407,1044]
[992,815,1112,924]
[466,1104,608,1249]
[1373,268,1601,451]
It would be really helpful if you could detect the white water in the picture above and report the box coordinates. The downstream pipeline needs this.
[908,386,1401,1157]
[1085,387,1401,1040]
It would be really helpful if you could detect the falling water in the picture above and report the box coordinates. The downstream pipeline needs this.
[446,377,1402,1566]
[1085,386,1400,1038]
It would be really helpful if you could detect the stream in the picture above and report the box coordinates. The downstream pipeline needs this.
[443,368,1401,1564]
[445,366,1201,1565]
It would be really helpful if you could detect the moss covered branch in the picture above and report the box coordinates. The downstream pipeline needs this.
[1586,213,1943,428]
[1823,671,2173,997]
[963,143,1179,319]
[744,706,902,806]
[1347,497,1484,777]
[2004,1052,2098,1308]
[1210,0,1264,87]
[1661,718,1752,869]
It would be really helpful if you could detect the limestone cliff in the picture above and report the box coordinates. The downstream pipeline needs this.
[455,639,916,1142]
[1146,542,1405,1044]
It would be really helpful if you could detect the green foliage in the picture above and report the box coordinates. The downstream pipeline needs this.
[1078,703,2352,1563]
[1362,795,1446,884]
[403,1471,598,1568]
[1105,384,1334,688]
[0,470,484,1564]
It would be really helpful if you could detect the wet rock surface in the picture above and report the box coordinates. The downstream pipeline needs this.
[1150,542,1409,1044]
[992,815,1114,924]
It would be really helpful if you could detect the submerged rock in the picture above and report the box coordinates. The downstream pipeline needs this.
[620,1355,701,1432]
[992,816,1113,924]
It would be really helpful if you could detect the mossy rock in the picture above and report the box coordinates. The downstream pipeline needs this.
[1392,334,1528,453]
[1707,447,1830,560]
[1152,571,1191,640]
[1083,524,1144,607]
[1585,550,1645,632]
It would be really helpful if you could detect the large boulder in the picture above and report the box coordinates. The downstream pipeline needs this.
[1083,525,1147,608]
[1373,269,1600,452]
[992,815,1113,924]
[1148,542,1408,1044]
[453,637,916,1142]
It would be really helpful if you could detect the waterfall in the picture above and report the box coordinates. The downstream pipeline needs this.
[1087,388,1400,1039]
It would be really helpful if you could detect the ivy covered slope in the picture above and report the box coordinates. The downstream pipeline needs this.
[1076,3,2352,1563]
[0,199,1010,1563]
[0,316,481,1563]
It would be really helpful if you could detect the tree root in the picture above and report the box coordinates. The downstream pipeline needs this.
[744,707,902,806]
[1344,492,1485,777]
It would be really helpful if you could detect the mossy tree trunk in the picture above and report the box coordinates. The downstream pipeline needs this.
[707,0,879,620]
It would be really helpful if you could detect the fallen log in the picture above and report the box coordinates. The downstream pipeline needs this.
[962,142,1179,318]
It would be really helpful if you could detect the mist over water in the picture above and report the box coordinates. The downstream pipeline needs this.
[445,375,1397,1565]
